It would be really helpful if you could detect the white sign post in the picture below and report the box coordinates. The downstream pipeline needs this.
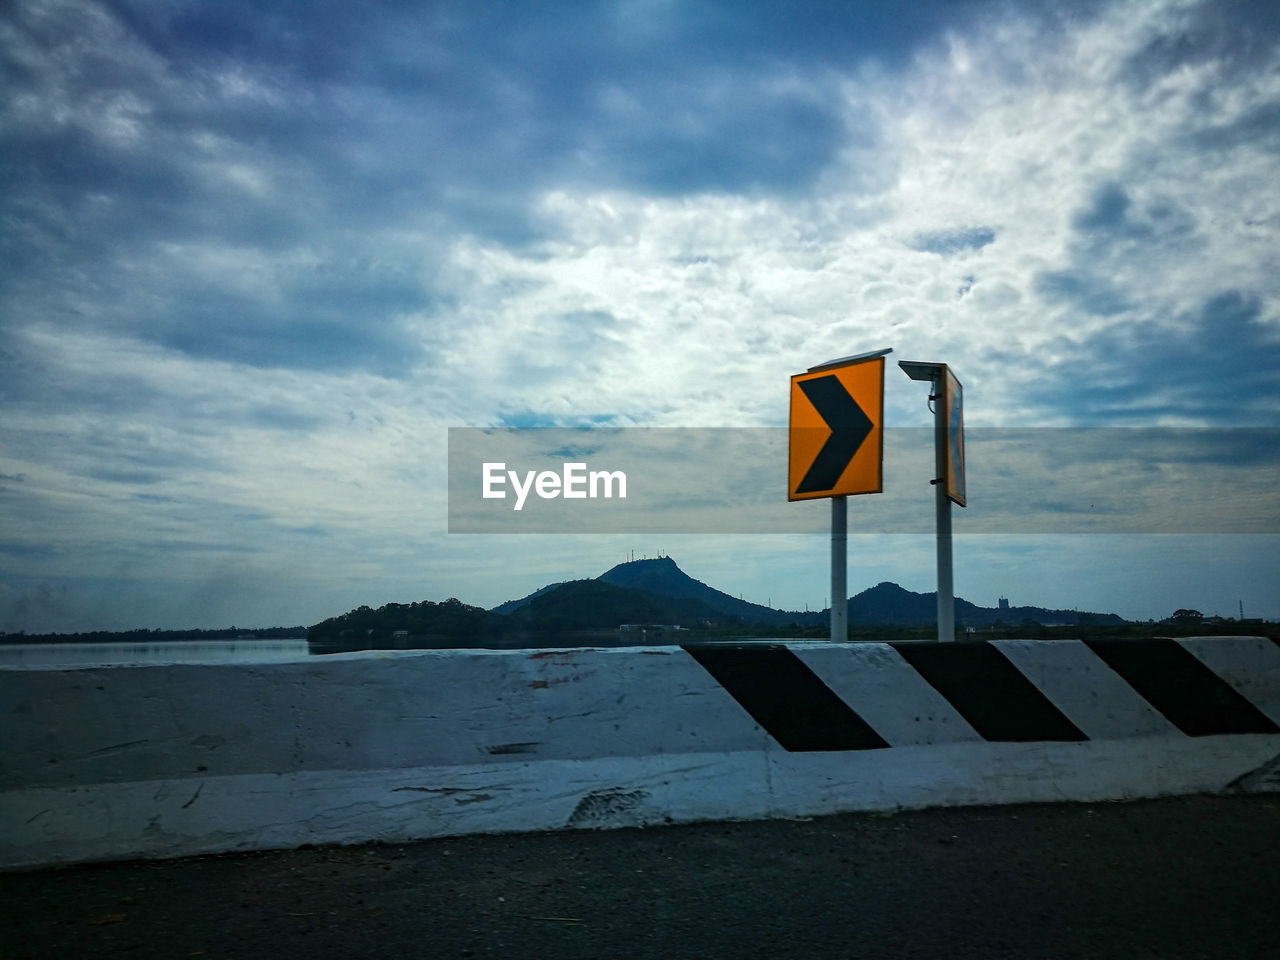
[899,361,966,642]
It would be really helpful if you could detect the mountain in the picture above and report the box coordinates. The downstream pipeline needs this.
[848,581,936,625]
[310,556,1127,651]
[490,558,811,630]
[307,575,741,651]
[596,557,807,626]
[491,557,1124,629]
[505,578,727,632]
[587,559,1124,628]
[491,556,812,626]
[846,581,1124,628]
[308,598,502,646]
[491,581,564,615]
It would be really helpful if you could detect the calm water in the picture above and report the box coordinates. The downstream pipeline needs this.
[0,639,310,668]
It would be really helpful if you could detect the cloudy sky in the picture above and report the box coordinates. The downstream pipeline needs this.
[2,0,1278,633]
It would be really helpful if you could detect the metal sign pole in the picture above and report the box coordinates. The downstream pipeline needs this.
[933,372,954,642]
[789,347,891,645]
[831,495,847,642]
[900,359,963,643]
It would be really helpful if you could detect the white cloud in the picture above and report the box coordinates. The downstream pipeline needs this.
[419,0,1278,434]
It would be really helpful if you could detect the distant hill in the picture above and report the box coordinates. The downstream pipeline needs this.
[308,556,1128,651]
[307,598,502,646]
[2,625,308,645]
[846,581,1124,628]
[848,581,936,625]
[491,581,564,615]
[591,559,1123,628]
[505,578,727,632]
[596,557,806,626]
[586,559,1124,629]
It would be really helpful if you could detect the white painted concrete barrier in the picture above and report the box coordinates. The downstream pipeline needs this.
[2,637,1277,870]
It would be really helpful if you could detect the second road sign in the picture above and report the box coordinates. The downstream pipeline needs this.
[788,351,887,501]
[942,365,965,507]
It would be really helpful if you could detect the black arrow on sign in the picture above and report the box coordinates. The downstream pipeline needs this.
[795,374,874,494]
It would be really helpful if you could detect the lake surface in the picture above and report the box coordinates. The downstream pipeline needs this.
[0,639,310,668]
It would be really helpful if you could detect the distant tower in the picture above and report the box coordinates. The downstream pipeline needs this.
[998,596,1009,610]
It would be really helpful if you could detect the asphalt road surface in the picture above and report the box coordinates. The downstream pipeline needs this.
[3,794,1277,960]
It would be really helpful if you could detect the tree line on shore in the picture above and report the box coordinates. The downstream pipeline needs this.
[0,625,307,645]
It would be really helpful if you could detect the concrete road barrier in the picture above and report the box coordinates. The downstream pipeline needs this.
[2,637,1277,869]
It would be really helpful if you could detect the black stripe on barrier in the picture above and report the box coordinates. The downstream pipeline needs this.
[683,644,889,752]
[1085,639,1280,737]
[892,642,1088,742]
